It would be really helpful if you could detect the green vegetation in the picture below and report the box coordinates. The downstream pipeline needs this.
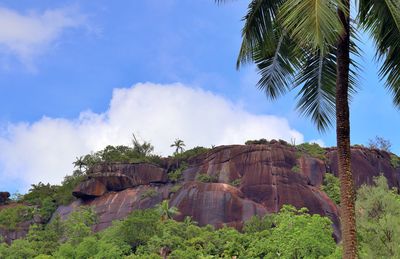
[296,142,326,160]
[2,176,400,258]
[140,189,158,200]
[321,173,341,205]
[169,185,182,194]
[390,154,400,169]
[196,173,218,183]
[291,165,301,173]
[168,163,188,183]
[0,205,33,231]
[230,178,241,187]
[155,200,179,221]
[357,176,400,258]
[173,146,209,161]
[170,139,185,155]
[245,138,269,145]
[0,205,339,258]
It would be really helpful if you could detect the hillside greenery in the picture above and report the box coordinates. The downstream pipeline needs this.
[7,176,399,258]
[2,138,400,258]
[0,205,339,258]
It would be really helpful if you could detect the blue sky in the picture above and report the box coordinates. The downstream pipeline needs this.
[0,1,399,193]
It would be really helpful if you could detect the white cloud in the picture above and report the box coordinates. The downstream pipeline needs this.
[0,82,304,191]
[0,6,85,68]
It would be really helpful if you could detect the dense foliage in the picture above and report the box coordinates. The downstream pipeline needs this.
[172,146,210,161]
[321,173,341,205]
[296,143,326,160]
[0,205,339,258]
[356,176,400,258]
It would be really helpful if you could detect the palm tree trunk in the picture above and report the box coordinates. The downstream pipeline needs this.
[336,0,356,258]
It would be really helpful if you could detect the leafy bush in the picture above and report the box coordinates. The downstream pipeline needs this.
[63,207,97,245]
[245,138,269,145]
[168,163,188,183]
[357,176,400,258]
[170,185,182,194]
[53,169,86,205]
[230,179,241,187]
[0,205,33,231]
[141,189,158,200]
[291,165,301,173]
[321,173,341,205]
[196,173,218,183]
[173,146,209,161]
[0,206,340,258]
[296,142,326,160]
[391,154,400,168]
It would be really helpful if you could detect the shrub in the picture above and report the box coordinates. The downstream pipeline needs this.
[196,173,218,183]
[291,165,301,173]
[296,142,326,160]
[321,173,341,205]
[356,176,400,258]
[174,146,209,161]
[391,154,400,168]
[141,189,158,200]
[230,179,241,187]
[170,185,182,194]
[245,138,269,145]
[168,163,188,183]
[0,205,34,231]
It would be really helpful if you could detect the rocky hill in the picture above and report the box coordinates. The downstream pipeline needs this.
[2,141,400,243]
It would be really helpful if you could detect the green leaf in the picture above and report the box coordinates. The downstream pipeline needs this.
[237,0,285,68]
[279,0,343,52]
[358,0,400,107]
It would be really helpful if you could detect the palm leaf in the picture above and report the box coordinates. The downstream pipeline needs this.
[295,44,359,131]
[237,0,285,67]
[295,50,337,131]
[279,0,344,53]
[253,31,301,100]
[358,0,400,106]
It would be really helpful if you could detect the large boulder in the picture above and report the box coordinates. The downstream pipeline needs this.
[0,192,10,205]
[327,147,400,189]
[73,163,168,199]
[170,182,267,228]
[58,185,171,232]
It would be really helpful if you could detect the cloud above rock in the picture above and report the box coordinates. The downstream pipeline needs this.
[0,82,304,191]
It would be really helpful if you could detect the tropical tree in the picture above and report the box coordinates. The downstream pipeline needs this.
[215,0,400,257]
[155,200,179,221]
[132,133,154,157]
[73,156,86,172]
[171,139,186,155]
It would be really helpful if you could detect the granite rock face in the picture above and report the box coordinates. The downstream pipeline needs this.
[72,163,168,198]
[0,192,10,205]
[327,147,400,188]
[170,182,267,229]
[24,143,400,242]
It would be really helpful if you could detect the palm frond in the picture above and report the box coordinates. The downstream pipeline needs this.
[295,50,337,131]
[253,31,301,100]
[358,0,400,106]
[237,0,285,68]
[279,0,344,52]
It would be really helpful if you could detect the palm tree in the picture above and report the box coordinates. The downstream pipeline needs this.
[73,156,86,172]
[156,200,179,221]
[170,139,186,155]
[216,1,400,257]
